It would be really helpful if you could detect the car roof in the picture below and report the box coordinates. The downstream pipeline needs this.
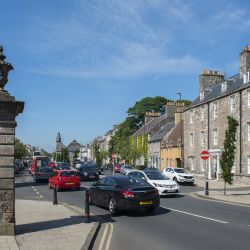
[55,169,76,172]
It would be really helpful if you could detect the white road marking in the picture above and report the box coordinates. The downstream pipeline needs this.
[40,195,43,198]
[36,192,40,195]
[105,223,113,250]
[98,223,108,250]
[161,206,228,224]
[34,188,37,192]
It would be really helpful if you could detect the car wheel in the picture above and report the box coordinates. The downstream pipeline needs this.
[145,206,157,214]
[76,187,80,191]
[109,198,119,215]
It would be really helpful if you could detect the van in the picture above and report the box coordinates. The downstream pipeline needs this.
[30,156,50,175]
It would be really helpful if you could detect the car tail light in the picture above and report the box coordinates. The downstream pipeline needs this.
[121,191,134,198]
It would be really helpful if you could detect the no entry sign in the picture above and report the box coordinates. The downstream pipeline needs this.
[200,150,210,160]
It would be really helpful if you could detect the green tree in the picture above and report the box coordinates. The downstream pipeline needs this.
[73,150,79,166]
[61,148,70,163]
[220,116,239,195]
[15,138,27,159]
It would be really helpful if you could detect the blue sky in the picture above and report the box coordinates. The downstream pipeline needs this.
[1,0,250,152]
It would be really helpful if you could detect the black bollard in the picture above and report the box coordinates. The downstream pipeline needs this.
[85,189,90,223]
[205,180,209,196]
[53,185,58,205]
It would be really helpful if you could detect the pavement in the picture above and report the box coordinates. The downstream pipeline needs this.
[193,178,250,206]
[0,199,97,250]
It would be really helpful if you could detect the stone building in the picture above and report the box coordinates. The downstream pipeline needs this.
[184,46,250,184]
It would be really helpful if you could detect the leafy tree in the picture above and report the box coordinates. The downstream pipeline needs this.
[61,148,70,163]
[220,116,239,195]
[73,150,79,166]
[15,138,27,159]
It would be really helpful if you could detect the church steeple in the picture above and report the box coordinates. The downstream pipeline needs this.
[56,132,61,143]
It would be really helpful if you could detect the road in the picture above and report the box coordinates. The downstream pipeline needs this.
[15,168,250,250]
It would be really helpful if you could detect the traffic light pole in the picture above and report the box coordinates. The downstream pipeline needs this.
[204,160,209,196]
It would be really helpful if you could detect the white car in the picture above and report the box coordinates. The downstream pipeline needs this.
[126,170,179,196]
[162,167,194,185]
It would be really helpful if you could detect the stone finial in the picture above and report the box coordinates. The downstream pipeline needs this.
[0,46,13,90]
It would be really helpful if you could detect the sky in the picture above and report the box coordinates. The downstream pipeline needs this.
[1,0,250,152]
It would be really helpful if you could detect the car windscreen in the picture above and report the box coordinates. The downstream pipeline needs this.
[116,177,150,188]
[174,169,187,173]
[124,166,132,169]
[60,171,78,177]
[144,171,167,180]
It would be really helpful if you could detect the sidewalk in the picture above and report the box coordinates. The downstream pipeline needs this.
[193,178,250,206]
[0,199,97,250]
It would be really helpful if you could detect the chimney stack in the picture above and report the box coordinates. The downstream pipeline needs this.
[144,111,161,124]
[175,102,184,125]
[240,45,250,78]
[199,69,224,100]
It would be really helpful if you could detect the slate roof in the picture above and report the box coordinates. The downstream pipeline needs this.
[187,74,248,110]
[132,114,175,137]
[149,122,175,143]
[164,122,181,147]
[67,140,81,153]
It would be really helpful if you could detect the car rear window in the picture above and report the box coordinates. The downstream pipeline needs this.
[116,177,150,188]
[60,171,78,177]
[38,167,53,173]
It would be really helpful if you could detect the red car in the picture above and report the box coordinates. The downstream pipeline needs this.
[114,164,121,173]
[49,170,80,191]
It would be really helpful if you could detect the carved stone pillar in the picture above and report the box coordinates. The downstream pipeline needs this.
[0,46,24,235]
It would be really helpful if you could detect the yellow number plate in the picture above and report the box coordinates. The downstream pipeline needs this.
[140,201,153,205]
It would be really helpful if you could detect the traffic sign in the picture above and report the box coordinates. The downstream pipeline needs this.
[200,150,210,160]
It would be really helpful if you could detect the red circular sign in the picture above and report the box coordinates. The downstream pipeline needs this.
[200,150,210,160]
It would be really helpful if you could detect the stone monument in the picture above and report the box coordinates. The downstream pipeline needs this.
[0,46,24,235]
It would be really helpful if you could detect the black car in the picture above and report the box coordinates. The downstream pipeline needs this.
[33,166,53,182]
[78,164,99,181]
[89,176,160,215]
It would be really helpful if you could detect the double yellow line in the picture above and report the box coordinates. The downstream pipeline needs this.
[98,223,113,250]
[67,204,114,250]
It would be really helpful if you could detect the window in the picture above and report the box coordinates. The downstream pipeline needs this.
[201,106,205,120]
[247,123,250,142]
[213,129,218,146]
[248,156,250,174]
[201,160,206,171]
[190,110,194,124]
[190,133,194,147]
[221,82,227,92]
[201,131,206,146]
[190,158,194,171]
[247,90,250,107]
[230,95,236,112]
[213,101,218,118]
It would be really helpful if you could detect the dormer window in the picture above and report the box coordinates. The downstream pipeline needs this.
[243,72,250,84]
[221,82,227,92]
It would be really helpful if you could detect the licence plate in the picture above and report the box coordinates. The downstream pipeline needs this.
[65,182,74,185]
[89,176,95,178]
[167,190,176,193]
[140,201,153,205]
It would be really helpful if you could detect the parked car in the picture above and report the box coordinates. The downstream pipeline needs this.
[162,167,194,185]
[33,166,53,182]
[49,161,56,168]
[120,165,133,175]
[89,176,160,215]
[29,156,50,175]
[127,170,179,196]
[78,164,99,181]
[49,170,80,191]
[114,164,121,173]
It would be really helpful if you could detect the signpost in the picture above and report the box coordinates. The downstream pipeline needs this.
[200,150,210,196]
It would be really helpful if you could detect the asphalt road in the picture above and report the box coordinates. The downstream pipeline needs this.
[15,169,250,250]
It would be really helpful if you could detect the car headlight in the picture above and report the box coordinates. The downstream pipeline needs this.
[153,183,163,187]
[84,172,88,176]
[178,175,185,179]
[96,171,98,175]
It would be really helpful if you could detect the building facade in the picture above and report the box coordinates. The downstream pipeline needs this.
[184,46,250,184]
